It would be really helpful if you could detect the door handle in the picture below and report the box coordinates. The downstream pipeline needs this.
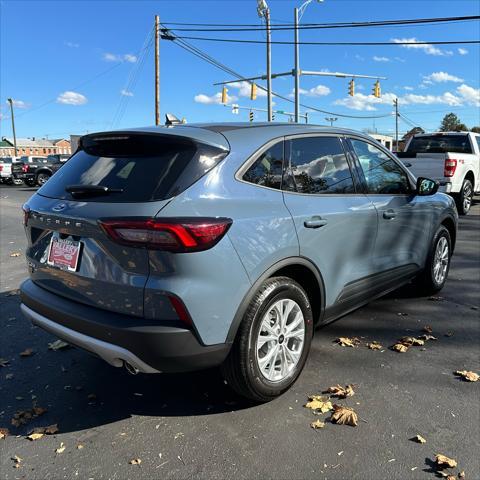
[383,209,396,220]
[304,216,328,229]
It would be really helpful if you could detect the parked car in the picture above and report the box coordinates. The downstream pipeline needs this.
[12,155,66,186]
[20,124,458,401]
[398,131,480,215]
[0,157,14,184]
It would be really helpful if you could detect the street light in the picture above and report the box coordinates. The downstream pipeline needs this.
[325,117,337,127]
[257,0,272,122]
[294,0,324,122]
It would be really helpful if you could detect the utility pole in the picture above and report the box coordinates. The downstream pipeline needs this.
[257,1,272,122]
[394,98,399,151]
[155,15,160,126]
[325,117,337,127]
[294,7,300,123]
[7,98,18,157]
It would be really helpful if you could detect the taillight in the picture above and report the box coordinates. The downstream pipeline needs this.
[444,159,457,177]
[22,164,29,173]
[168,295,192,327]
[0,165,3,172]
[99,217,232,252]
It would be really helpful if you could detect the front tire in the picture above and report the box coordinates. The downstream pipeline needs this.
[221,276,313,402]
[415,225,451,295]
[456,178,473,215]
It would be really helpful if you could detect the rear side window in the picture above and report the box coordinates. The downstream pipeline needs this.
[287,136,355,194]
[38,133,228,202]
[243,142,284,190]
[407,135,472,154]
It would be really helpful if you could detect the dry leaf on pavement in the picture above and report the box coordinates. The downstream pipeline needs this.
[33,406,47,416]
[305,396,333,413]
[19,348,34,357]
[367,341,383,350]
[458,470,465,478]
[129,458,142,465]
[77,444,84,450]
[412,434,426,444]
[400,336,424,346]
[324,384,355,399]
[27,432,44,441]
[12,455,22,468]
[0,428,9,439]
[0,358,10,367]
[418,334,437,341]
[435,454,457,468]
[392,343,409,353]
[55,442,66,454]
[455,370,479,382]
[335,337,360,347]
[44,424,59,434]
[423,325,433,333]
[330,404,358,426]
[310,419,325,429]
[48,340,70,351]
[10,252,21,257]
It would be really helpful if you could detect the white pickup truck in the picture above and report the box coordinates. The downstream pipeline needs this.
[398,131,480,215]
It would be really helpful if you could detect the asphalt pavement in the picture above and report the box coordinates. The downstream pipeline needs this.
[1,184,479,479]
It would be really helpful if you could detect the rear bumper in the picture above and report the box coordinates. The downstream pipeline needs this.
[20,279,230,373]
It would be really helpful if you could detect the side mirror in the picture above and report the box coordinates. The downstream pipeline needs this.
[416,177,439,196]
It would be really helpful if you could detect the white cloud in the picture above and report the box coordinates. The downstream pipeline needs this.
[228,81,267,98]
[403,86,414,91]
[458,48,468,55]
[334,92,397,111]
[391,37,453,56]
[289,84,331,98]
[120,89,133,97]
[194,92,238,105]
[402,92,463,106]
[354,54,365,61]
[56,91,87,105]
[103,53,137,63]
[373,56,390,62]
[457,84,480,106]
[423,71,464,83]
[65,41,79,48]
[7,99,29,109]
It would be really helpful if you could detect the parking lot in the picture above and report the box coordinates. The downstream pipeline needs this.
[1,183,479,479]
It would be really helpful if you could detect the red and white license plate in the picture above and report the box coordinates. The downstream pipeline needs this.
[47,237,81,272]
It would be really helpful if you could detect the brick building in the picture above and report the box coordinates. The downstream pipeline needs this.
[0,137,72,157]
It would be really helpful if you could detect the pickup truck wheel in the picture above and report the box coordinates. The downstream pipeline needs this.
[36,173,51,186]
[221,276,313,402]
[456,179,473,215]
[414,225,451,295]
[24,179,36,187]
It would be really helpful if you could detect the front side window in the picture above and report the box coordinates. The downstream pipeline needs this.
[351,139,410,194]
[243,142,284,190]
[475,136,480,153]
[287,136,355,194]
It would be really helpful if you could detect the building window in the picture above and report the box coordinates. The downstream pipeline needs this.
[43,149,46,154]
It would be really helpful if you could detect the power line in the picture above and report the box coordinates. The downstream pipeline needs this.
[160,15,480,32]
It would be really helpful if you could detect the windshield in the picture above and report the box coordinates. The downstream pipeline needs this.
[407,135,472,154]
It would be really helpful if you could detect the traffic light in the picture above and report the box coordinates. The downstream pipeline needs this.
[221,86,228,104]
[348,79,355,97]
[373,80,381,98]
[272,112,275,121]
[249,110,254,122]
[250,83,257,100]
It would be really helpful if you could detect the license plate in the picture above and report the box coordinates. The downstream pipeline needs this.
[47,237,82,272]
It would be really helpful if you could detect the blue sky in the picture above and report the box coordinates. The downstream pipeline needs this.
[1,0,479,139]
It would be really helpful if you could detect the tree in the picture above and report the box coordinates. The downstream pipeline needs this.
[471,126,480,133]
[439,113,468,132]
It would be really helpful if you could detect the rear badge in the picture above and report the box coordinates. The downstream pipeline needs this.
[52,203,67,212]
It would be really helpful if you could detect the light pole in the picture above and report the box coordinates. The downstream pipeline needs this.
[325,117,337,126]
[257,0,272,122]
[294,0,323,122]
[7,98,18,157]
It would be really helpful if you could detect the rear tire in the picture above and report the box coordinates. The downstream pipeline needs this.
[414,225,451,295]
[455,178,473,215]
[36,173,51,186]
[25,179,36,187]
[221,276,313,402]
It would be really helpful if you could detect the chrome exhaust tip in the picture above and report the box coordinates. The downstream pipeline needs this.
[124,361,139,375]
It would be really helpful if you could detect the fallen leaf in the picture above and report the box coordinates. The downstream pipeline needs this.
[445,331,454,337]
[418,334,437,341]
[435,454,457,469]
[310,419,325,429]
[27,432,44,441]
[423,325,433,333]
[11,455,22,468]
[400,336,424,346]
[10,252,21,257]
[33,406,47,416]
[0,358,10,367]
[19,348,34,357]
[324,384,355,399]
[335,337,360,348]
[458,470,465,478]
[77,444,84,450]
[304,396,333,413]
[0,428,9,439]
[330,404,358,426]
[367,341,383,350]
[455,370,479,382]
[412,434,426,444]
[55,442,66,454]
[44,424,59,434]
[48,340,70,351]
[392,343,409,353]
[129,458,142,465]
[11,410,33,427]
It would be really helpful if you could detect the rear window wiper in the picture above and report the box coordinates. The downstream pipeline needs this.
[66,185,124,198]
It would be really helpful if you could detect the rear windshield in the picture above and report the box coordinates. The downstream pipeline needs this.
[0,158,12,164]
[407,135,472,154]
[38,133,228,202]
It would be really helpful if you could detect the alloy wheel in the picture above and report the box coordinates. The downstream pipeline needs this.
[463,183,472,213]
[433,236,449,285]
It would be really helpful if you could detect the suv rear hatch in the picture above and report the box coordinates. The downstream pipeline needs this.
[24,128,229,317]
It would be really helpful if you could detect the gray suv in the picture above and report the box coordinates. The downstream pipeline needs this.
[20,123,458,401]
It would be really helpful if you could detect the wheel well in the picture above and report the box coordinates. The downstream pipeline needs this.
[464,170,474,186]
[270,264,322,324]
[441,217,456,252]
[36,169,52,177]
